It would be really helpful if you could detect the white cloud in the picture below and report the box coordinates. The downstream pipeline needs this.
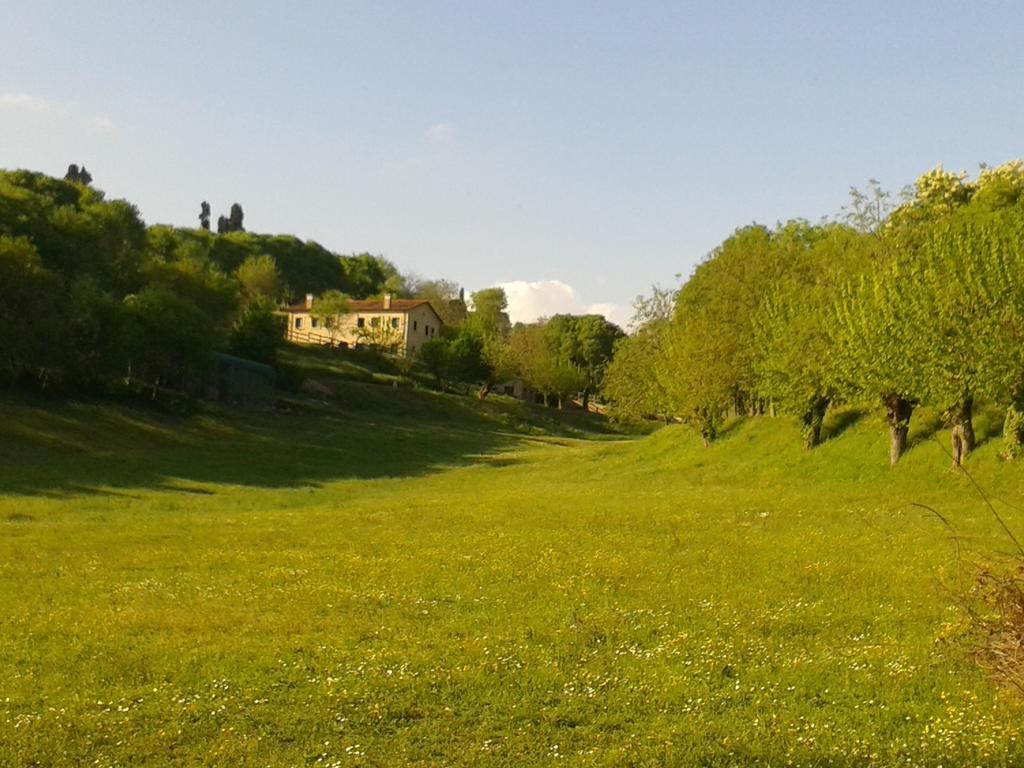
[495,279,630,329]
[425,122,456,145]
[1,92,114,134]
[0,92,65,115]
[584,301,632,330]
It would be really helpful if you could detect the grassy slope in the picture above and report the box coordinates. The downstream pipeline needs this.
[1,385,1023,766]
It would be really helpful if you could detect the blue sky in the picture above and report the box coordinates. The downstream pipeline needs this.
[4,1,1024,327]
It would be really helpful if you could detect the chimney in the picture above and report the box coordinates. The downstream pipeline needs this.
[383,293,392,309]
[305,293,314,309]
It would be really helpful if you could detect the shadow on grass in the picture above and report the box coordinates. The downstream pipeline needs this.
[909,409,944,450]
[0,388,527,497]
[823,407,867,442]
[716,415,748,439]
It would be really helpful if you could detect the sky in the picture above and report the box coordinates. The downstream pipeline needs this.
[4,1,1024,329]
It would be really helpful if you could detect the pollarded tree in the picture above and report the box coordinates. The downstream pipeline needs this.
[876,160,1024,464]
[753,223,881,448]
[919,209,1024,463]
[832,258,930,465]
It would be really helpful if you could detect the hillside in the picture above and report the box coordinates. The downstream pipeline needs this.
[2,395,1024,766]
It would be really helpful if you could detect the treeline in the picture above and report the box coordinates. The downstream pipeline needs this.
[605,161,1024,465]
[0,168,409,392]
[414,287,625,408]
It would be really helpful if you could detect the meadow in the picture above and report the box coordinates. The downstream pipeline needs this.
[2,382,1024,766]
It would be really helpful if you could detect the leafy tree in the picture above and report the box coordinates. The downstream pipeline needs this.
[831,261,927,465]
[64,164,93,185]
[842,179,899,234]
[64,277,134,386]
[507,321,586,408]
[753,223,879,447]
[545,314,624,409]
[310,290,351,346]
[418,338,450,390]
[230,297,282,365]
[235,254,282,302]
[0,237,63,386]
[144,256,238,335]
[228,203,245,232]
[655,224,790,440]
[199,201,211,231]
[604,286,677,422]
[447,328,489,386]
[467,287,511,337]
[124,287,213,390]
[340,253,404,299]
[409,277,467,327]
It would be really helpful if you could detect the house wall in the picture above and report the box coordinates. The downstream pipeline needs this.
[285,305,443,357]
[402,304,442,356]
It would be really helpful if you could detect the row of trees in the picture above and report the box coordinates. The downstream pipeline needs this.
[604,160,1024,466]
[0,169,416,392]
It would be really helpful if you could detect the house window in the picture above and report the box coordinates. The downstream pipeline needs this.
[371,317,380,327]
[430,327,435,337]
[295,317,303,329]
[357,317,365,328]
[311,317,318,328]
[391,317,400,328]
[413,321,418,331]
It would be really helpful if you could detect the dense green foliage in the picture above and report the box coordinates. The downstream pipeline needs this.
[605,160,1024,465]
[0,169,415,391]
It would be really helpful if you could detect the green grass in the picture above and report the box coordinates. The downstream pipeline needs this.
[2,391,1024,766]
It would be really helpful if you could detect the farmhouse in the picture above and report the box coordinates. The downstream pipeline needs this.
[285,293,443,357]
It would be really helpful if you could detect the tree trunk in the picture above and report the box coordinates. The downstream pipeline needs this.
[801,396,830,450]
[732,391,745,417]
[1002,381,1024,460]
[581,389,590,412]
[476,382,491,400]
[697,407,716,447]
[557,396,564,410]
[884,394,914,466]
[948,396,975,468]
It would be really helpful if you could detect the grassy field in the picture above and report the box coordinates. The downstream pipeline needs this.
[2,380,1024,766]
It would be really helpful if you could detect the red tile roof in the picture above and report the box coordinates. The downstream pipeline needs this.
[286,298,439,316]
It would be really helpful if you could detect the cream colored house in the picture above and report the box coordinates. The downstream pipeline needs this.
[285,293,443,357]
